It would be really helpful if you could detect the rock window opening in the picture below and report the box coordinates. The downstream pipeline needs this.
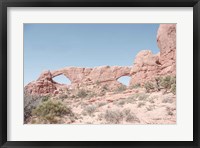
[52,74,71,85]
[117,76,131,86]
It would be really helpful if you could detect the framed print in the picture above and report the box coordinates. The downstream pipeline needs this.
[0,0,200,147]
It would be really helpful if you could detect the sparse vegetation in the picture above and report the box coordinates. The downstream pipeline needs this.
[97,102,107,107]
[76,89,88,98]
[115,85,127,93]
[137,102,145,108]
[125,112,140,123]
[102,85,109,91]
[130,83,141,89]
[59,94,68,100]
[160,76,173,90]
[104,110,124,124]
[144,76,176,94]
[24,91,51,123]
[87,92,97,98]
[126,95,137,104]
[162,96,174,103]
[148,96,157,103]
[25,71,176,124]
[166,107,174,116]
[82,105,97,116]
[146,105,155,111]
[117,99,126,106]
[171,83,176,94]
[32,100,73,124]
[138,93,149,101]
[96,80,100,85]
[144,82,155,93]
[103,109,140,124]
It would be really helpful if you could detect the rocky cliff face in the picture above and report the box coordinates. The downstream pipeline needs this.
[25,24,176,95]
[157,24,176,75]
[130,24,176,85]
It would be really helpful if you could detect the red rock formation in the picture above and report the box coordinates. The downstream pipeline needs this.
[130,50,161,85]
[157,24,176,75]
[25,24,176,95]
[25,66,132,95]
[130,24,176,85]
[24,71,57,95]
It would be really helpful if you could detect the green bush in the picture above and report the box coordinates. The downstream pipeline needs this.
[159,76,176,93]
[104,110,124,124]
[160,76,173,89]
[144,76,176,94]
[24,91,50,123]
[97,102,107,107]
[171,83,176,94]
[32,100,72,124]
[117,100,126,106]
[138,93,149,101]
[130,83,141,89]
[125,112,140,123]
[144,82,155,93]
[59,94,68,100]
[76,89,88,98]
[104,109,140,124]
[82,105,97,116]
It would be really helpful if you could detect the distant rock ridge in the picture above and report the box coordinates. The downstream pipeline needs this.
[25,24,176,95]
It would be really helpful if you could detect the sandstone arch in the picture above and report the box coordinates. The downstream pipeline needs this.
[25,24,176,95]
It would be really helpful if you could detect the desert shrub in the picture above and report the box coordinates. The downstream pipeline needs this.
[76,89,88,98]
[32,100,72,124]
[104,110,124,124]
[130,83,141,89]
[125,113,140,123]
[117,99,126,106]
[102,85,109,91]
[96,80,100,85]
[162,96,174,103]
[97,102,107,107]
[122,109,140,123]
[115,85,127,93]
[82,105,97,116]
[87,92,97,98]
[138,93,149,101]
[24,91,50,123]
[104,109,140,124]
[126,95,137,104]
[144,82,155,93]
[166,107,174,116]
[41,95,50,102]
[99,90,106,96]
[59,94,68,100]
[171,83,176,94]
[146,105,155,111]
[137,102,145,108]
[76,89,97,99]
[160,76,176,91]
[145,76,176,93]
[148,96,158,103]
[160,76,172,89]
[122,108,131,115]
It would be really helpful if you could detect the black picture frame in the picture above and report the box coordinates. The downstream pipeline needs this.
[0,0,199,147]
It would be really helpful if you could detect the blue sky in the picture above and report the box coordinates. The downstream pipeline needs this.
[24,24,160,85]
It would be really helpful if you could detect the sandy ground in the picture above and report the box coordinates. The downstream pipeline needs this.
[28,86,176,124]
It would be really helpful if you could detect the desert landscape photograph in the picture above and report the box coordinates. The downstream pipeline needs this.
[24,23,176,124]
